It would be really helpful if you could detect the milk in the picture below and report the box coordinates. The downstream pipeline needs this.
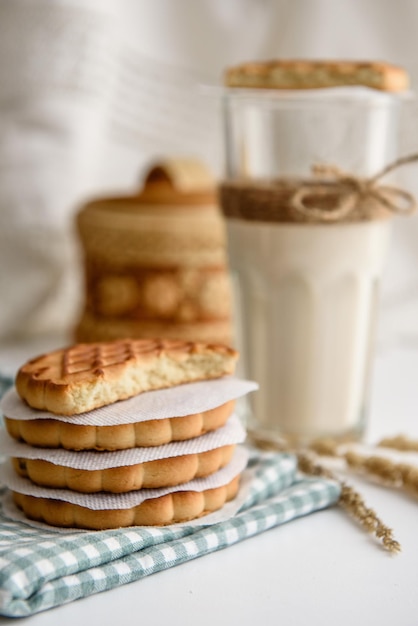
[227,218,391,443]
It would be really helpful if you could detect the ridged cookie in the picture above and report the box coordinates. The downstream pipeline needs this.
[12,444,235,492]
[12,474,241,529]
[76,193,227,269]
[16,338,238,416]
[75,313,232,347]
[225,59,409,92]
[4,400,235,450]
[82,266,231,320]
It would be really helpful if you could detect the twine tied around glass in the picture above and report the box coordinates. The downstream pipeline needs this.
[219,153,418,224]
[291,153,418,222]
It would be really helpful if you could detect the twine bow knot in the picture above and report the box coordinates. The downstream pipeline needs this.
[291,154,418,222]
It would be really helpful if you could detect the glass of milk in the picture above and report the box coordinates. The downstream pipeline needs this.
[219,87,402,447]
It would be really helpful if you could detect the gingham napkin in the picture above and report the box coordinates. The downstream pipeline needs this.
[0,450,340,618]
[0,372,340,618]
[0,374,12,411]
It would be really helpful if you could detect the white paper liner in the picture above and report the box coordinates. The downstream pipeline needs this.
[1,377,258,425]
[0,446,249,510]
[0,414,246,469]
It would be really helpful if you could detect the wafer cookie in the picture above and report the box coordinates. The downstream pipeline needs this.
[225,59,409,92]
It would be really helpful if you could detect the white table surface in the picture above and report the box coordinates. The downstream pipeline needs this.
[1,338,418,626]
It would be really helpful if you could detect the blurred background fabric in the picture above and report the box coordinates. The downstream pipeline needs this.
[0,0,418,347]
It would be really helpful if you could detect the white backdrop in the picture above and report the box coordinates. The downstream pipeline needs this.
[0,0,417,346]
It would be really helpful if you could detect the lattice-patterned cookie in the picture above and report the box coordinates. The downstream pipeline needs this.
[16,339,238,416]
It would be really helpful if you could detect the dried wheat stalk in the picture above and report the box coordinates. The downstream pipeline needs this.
[344,450,418,499]
[378,434,418,452]
[297,450,401,554]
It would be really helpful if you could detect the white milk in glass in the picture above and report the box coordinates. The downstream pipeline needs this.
[228,218,390,443]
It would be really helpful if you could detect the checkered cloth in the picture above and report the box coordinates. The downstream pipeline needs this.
[0,374,12,420]
[0,454,340,617]
[0,374,340,618]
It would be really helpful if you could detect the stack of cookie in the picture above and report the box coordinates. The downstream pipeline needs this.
[0,339,255,530]
[75,159,233,346]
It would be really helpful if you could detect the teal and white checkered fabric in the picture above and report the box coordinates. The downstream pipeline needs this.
[0,374,12,427]
[0,373,340,618]
[0,374,13,401]
[0,452,340,618]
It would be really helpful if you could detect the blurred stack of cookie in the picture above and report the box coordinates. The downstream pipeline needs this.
[75,159,232,346]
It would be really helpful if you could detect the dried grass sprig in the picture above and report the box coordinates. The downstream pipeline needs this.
[377,434,418,452]
[345,450,418,499]
[297,451,401,554]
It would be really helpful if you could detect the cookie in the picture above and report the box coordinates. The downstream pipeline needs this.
[224,59,409,92]
[12,444,235,492]
[4,399,235,450]
[11,474,240,529]
[16,338,238,416]
[75,313,232,347]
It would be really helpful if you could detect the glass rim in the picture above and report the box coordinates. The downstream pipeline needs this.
[201,84,414,109]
